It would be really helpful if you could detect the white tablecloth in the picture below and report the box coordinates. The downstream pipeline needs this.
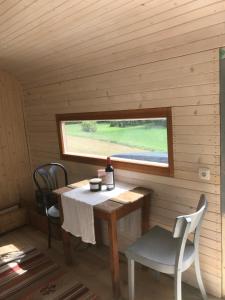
[61,182,136,244]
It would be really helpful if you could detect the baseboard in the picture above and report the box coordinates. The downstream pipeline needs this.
[0,207,27,234]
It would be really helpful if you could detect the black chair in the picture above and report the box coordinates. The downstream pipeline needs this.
[33,163,68,248]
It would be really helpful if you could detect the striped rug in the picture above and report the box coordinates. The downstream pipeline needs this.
[0,248,97,300]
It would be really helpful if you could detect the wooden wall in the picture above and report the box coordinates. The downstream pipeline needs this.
[23,51,222,297]
[0,70,32,210]
[0,0,224,297]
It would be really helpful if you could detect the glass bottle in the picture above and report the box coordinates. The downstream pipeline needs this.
[105,157,115,190]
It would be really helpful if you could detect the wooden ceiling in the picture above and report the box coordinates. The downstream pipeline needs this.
[0,0,224,90]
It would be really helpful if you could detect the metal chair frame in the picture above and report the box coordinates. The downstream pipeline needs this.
[33,163,68,248]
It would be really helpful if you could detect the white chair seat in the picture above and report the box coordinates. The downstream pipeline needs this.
[47,205,60,218]
[125,226,195,274]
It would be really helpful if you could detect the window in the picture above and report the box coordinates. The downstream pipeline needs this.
[56,108,174,176]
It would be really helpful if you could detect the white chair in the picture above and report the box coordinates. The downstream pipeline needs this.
[125,195,208,300]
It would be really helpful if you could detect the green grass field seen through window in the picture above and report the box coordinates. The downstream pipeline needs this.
[65,123,167,152]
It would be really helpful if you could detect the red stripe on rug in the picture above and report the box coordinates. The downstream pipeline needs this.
[0,248,98,300]
[0,248,37,267]
[0,253,52,287]
[57,282,84,299]
[1,259,57,289]
[0,251,59,299]
[0,252,45,279]
[21,270,64,300]
[0,264,59,299]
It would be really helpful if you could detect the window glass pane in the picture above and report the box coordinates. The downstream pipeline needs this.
[62,118,168,165]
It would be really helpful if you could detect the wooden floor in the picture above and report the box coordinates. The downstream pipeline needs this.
[0,226,219,300]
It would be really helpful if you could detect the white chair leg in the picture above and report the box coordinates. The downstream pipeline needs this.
[174,270,182,300]
[194,255,207,300]
[128,258,135,300]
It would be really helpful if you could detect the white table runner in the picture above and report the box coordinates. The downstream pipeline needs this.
[61,182,136,244]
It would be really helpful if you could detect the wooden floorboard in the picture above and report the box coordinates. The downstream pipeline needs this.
[0,226,219,300]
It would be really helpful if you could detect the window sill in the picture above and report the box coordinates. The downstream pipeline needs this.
[60,153,174,177]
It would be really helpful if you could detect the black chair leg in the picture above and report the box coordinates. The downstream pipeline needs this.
[48,218,51,248]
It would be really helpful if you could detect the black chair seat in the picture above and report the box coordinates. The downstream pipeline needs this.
[47,205,60,218]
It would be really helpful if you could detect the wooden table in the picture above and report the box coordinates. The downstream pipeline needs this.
[54,180,152,300]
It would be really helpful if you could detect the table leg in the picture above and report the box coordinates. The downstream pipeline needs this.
[108,214,120,300]
[94,217,103,247]
[141,195,150,234]
[58,196,73,265]
[61,228,73,265]
[141,195,151,272]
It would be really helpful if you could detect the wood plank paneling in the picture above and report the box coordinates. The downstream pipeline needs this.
[0,71,32,211]
[0,207,27,234]
[0,0,224,298]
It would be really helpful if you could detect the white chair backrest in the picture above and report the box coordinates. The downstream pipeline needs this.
[172,195,207,270]
[173,194,207,239]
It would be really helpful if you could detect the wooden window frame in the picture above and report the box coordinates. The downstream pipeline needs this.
[56,107,174,177]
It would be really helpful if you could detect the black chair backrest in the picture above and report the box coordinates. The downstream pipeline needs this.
[33,162,68,194]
